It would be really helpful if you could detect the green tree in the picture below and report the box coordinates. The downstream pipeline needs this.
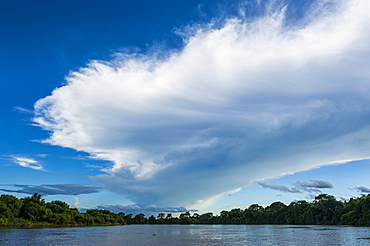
[157,213,165,219]
[133,213,147,224]
[0,201,12,221]
[264,202,287,224]
[179,212,191,224]
[0,194,22,219]
[166,213,172,219]
[287,200,310,224]
[312,194,342,225]
[46,200,70,213]
[148,215,157,224]
[20,193,52,222]
[199,212,213,224]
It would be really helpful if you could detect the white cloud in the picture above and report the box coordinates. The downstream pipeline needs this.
[14,106,34,114]
[11,156,46,171]
[34,0,370,208]
[74,197,80,209]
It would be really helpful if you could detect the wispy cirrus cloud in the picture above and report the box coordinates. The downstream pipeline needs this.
[14,106,34,114]
[33,0,370,209]
[0,183,101,196]
[10,156,46,171]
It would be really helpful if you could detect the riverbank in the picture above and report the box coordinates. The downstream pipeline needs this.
[0,223,123,229]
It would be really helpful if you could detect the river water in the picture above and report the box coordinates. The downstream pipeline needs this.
[1,224,370,245]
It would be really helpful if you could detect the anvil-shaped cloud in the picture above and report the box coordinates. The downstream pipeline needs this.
[34,0,370,208]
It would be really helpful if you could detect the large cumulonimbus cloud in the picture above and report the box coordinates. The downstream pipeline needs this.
[34,0,370,208]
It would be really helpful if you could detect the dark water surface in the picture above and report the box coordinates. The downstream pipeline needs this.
[1,224,370,245]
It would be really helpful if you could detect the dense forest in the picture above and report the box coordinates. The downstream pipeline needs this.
[1,193,370,227]
[0,193,125,227]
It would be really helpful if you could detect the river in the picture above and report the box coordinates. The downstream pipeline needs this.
[1,224,370,245]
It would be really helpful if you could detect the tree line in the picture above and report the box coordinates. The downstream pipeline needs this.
[0,193,125,227]
[124,194,370,226]
[1,193,370,227]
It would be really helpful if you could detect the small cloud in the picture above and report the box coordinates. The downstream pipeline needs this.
[259,179,333,194]
[74,197,80,209]
[97,204,197,213]
[84,163,104,169]
[14,106,34,114]
[354,186,370,193]
[258,181,301,193]
[295,179,333,189]
[10,156,46,171]
[69,155,92,161]
[0,183,101,196]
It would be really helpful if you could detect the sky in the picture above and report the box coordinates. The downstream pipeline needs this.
[1,0,370,215]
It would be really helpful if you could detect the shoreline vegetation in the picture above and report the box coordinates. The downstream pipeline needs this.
[1,193,370,228]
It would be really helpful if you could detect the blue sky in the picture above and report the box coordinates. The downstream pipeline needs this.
[1,0,370,215]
